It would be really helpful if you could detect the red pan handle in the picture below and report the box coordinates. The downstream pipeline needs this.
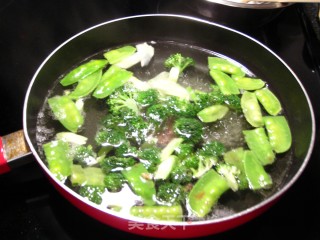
[0,130,31,174]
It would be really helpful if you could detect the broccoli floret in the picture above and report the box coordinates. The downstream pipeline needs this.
[114,141,138,158]
[100,156,136,174]
[78,185,105,204]
[156,181,185,205]
[182,154,199,169]
[107,84,140,115]
[169,165,193,185]
[223,94,242,111]
[165,96,198,118]
[146,104,170,126]
[73,145,97,166]
[190,89,219,111]
[95,128,126,147]
[190,141,225,178]
[124,115,150,145]
[164,53,195,82]
[216,163,240,191]
[199,141,226,158]
[174,143,195,159]
[138,146,161,173]
[135,88,159,107]
[104,172,125,192]
[173,117,203,144]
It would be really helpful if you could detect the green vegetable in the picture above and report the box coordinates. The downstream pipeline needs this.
[188,169,229,218]
[169,165,193,185]
[60,59,108,86]
[160,138,184,162]
[43,140,72,181]
[241,91,263,127]
[164,53,195,82]
[48,95,84,133]
[79,185,105,204]
[243,150,272,190]
[154,155,178,180]
[173,118,203,144]
[255,88,282,116]
[73,145,97,166]
[234,77,265,90]
[156,182,185,205]
[263,116,292,153]
[209,69,240,95]
[130,205,183,221]
[216,163,240,191]
[208,57,245,77]
[70,165,105,186]
[68,69,102,99]
[197,104,229,123]
[138,146,161,173]
[166,96,198,118]
[107,84,140,115]
[55,132,88,145]
[223,147,248,189]
[135,88,159,106]
[104,172,125,192]
[95,128,126,147]
[100,156,136,174]
[93,65,133,99]
[104,45,136,64]
[122,163,156,206]
[243,128,275,165]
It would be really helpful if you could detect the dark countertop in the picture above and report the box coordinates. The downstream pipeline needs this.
[0,1,319,239]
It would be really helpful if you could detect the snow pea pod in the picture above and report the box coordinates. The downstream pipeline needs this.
[48,95,84,133]
[43,140,72,181]
[130,205,183,221]
[208,57,245,77]
[209,69,240,95]
[223,147,248,190]
[103,45,136,64]
[188,169,229,218]
[197,104,229,123]
[255,88,282,116]
[122,163,156,206]
[241,91,263,127]
[243,150,272,190]
[69,69,102,99]
[93,65,133,99]
[263,116,292,153]
[234,77,265,90]
[243,128,275,165]
[60,59,108,86]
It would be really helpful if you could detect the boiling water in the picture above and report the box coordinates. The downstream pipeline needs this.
[35,41,292,221]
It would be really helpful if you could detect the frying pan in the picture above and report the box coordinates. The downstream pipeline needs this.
[0,14,315,238]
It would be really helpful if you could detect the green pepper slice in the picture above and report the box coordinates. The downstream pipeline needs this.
[48,95,84,133]
[130,205,183,221]
[241,91,263,127]
[243,150,272,190]
[69,69,102,99]
[122,163,156,206]
[43,140,72,181]
[93,65,133,99]
[209,69,240,95]
[188,169,229,218]
[263,116,292,153]
[104,45,136,65]
[197,104,229,123]
[255,88,282,116]
[243,128,275,165]
[208,57,245,77]
[60,59,108,86]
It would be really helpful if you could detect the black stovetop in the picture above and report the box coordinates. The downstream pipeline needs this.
[0,1,319,239]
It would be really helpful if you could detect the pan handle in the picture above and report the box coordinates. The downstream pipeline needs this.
[0,130,32,174]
